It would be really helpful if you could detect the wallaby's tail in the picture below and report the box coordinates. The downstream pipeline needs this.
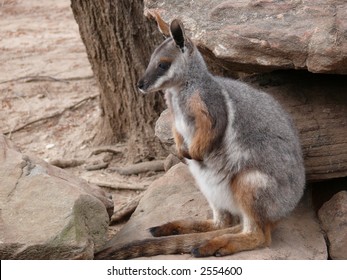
[95,236,192,260]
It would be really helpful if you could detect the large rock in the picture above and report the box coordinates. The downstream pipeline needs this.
[318,191,347,260]
[155,108,174,146]
[146,0,347,74]
[154,72,347,181]
[100,163,327,260]
[154,110,173,145]
[0,136,112,259]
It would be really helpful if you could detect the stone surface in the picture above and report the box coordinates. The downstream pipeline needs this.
[164,154,181,172]
[155,108,174,145]
[318,191,347,260]
[154,72,347,181]
[146,0,347,74]
[102,163,327,260]
[0,135,112,259]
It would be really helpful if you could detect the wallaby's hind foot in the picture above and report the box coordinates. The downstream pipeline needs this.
[191,227,268,257]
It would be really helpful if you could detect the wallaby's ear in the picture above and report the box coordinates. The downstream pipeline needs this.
[146,9,170,38]
[170,19,186,52]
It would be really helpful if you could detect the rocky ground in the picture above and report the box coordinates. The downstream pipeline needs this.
[0,0,161,242]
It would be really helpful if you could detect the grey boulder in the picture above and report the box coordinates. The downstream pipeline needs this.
[0,135,112,259]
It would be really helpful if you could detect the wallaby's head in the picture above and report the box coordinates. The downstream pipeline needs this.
[137,19,195,94]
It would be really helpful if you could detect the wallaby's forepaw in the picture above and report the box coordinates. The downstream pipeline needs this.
[149,222,181,237]
[179,147,203,161]
[188,147,204,161]
[190,154,203,162]
[180,149,192,160]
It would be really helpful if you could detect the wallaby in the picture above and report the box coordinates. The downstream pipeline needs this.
[95,16,305,259]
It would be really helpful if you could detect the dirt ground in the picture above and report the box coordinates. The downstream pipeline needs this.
[0,0,163,239]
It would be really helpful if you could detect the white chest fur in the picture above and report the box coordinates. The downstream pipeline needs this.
[174,110,190,142]
[188,161,240,216]
[169,91,193,146]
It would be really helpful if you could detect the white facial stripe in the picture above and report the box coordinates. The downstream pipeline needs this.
[148,55,187,92]
[151,74,169,91]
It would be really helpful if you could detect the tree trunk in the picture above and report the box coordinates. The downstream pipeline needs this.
[71,0,166,161]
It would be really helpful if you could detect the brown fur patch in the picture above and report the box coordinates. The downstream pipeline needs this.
[231,170,259,226]
[159,57,173,64]
[188,91,214,161]
[230,170,273,245]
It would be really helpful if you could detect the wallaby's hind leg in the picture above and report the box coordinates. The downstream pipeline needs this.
[150,210,238,237]
[191,224,271,257]
[190,170,275,257]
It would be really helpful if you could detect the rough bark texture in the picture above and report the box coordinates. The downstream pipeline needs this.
[71,0,166,161]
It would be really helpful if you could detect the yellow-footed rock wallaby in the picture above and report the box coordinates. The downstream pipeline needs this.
[96,15,305,259]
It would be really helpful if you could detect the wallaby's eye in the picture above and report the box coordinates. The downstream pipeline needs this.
[158,62,171,71]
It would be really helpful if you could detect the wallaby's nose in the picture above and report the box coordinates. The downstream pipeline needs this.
[137,79,145,90]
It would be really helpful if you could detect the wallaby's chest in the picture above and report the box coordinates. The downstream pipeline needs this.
[188,161,241,215]
[166,90,194,144]
[173,104,191,141]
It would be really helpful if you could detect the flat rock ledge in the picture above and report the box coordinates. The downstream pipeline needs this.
[102,163,327,260]
[146,0,347,74]
[0,136,112,259]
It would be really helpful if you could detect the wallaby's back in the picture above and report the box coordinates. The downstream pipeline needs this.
[206,76,305,222]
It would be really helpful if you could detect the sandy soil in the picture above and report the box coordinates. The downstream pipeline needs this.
[0,0,162,239]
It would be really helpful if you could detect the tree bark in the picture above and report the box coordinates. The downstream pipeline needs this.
[71,0,166,161]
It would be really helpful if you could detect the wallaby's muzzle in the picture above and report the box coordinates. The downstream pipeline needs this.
[137,77,150,94]
[137,78,146,92]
